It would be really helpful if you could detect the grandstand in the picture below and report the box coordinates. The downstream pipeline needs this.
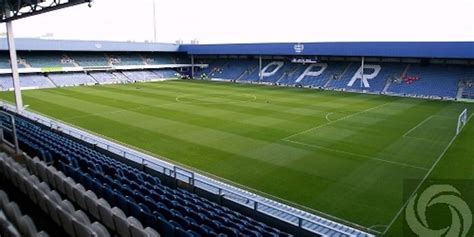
[0,15,473,237]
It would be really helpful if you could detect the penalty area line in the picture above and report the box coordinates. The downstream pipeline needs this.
[282,139,429,171]
[282,101,392,141]
[383,113,473,234]
[402,115,434,137]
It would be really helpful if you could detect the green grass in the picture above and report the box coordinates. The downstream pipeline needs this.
[2,80,473,235]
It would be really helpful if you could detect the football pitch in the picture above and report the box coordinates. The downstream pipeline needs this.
[2,80,473,235]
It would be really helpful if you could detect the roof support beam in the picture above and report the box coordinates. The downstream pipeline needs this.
[5,10,23,112]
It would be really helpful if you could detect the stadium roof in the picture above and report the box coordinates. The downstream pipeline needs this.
[0,38,179,52]
[179,42,474,59]
[1,0,91,22]
[0,38,473,59]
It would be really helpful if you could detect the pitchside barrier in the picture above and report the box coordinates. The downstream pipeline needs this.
[0,103,374,237]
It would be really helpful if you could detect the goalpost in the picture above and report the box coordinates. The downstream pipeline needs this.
[456,108,468,136]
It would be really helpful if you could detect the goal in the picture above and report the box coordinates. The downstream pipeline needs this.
[456,108,468,135]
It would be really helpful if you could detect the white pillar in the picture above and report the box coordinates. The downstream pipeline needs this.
[259,56,262,80]
[5,11,23,112]
[360,56,365,88]
[191,55,195,79]
[152,0,157,42]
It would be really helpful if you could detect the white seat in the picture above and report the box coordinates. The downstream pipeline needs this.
[58,201,76,237]
[73,210,91,226]
[16,168,30,195]
[3,161,16,186]
[36,192,50,215]
[0,190,9,210]
[144,227,160,237]
[25,175,40,204]
[17,215,49,237]
[72,218,95,237]
[53,171,68,195]
[46,165,58,187]
[128,216,149,237]
[84,190,100,220]
[34,161,48,183]
[64,177,76,201]
[45,191,62,225]
[37,182,51,194]
[112,207,131,237]
[97,198,115,230]
[24,157,37,175]
[73,183,87,210]
[4,202,22,228]
[90,222,111,237]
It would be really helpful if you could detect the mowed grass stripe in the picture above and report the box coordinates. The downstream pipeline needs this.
[18,89,315,166]
[46,88,296,141]
[95,83,381,122]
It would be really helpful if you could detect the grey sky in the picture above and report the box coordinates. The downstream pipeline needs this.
[2,0,473,43]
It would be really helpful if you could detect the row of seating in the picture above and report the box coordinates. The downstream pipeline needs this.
[1,149,162,237]
[193,60,474,99]
[0,69,178,91]
[0,188,48,237]
[0,152,111,237]
[27,155,161,237]
[0,53,187,68]
[2,112,292,237]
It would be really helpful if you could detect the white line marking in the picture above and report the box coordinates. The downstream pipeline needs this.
[402,115,434,137]
[325,112,334,122]
[283,101,392,140]
[383,113,473,234]
[283,139,429,171]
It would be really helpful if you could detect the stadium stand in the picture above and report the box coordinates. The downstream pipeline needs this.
[0,56,26,69]
[216,59,257,80]
[0,75,15,90]
[0,74,55,91]
[122,70,162,82]
[141,53,176,65]
[0,111,293,237]
[48,72,98,87]
[0,55,12,69]
[111,72,131,83]
[293,62,345,87]
[386,64,473,98]
[0,50,471,100]
[18,74,56,89]
[69,53,110,67]
[88,72,120,84]
[0,119,163,237]
[192,59,474,99]
[0,188,49,237]
[461,80,474,99]
[152,69,177,79]
[21,52,75,68]
[107,53,145,66]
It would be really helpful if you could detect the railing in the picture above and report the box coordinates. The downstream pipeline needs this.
[0,111,20,155]
[2,103,373,237]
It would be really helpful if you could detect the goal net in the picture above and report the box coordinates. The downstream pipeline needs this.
[456,108,468,135]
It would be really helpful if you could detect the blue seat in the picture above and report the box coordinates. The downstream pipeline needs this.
[102,184,116,205]
[114,192,129,213]
[9,113,293,237]
[156,216,175,237]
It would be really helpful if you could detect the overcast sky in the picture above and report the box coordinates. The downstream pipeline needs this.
[1,0,473,44]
